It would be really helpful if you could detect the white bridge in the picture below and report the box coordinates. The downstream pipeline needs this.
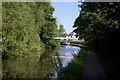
[53,37,79,41]
[54,32,79,41]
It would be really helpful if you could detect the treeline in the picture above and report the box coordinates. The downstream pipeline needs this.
[73,2,120,78]
[2,2,58,57]
[74,2,120,54]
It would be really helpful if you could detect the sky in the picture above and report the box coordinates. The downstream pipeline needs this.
[51,2,80,34]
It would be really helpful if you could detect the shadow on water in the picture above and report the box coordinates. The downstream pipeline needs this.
[2,45,80,79]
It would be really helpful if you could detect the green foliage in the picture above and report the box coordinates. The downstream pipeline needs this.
[70,41,84,45]
[2,2,58,57]
[57,24,68,37]
[73,2,120,50]
[58,48,87,80]
[38,2,59,49]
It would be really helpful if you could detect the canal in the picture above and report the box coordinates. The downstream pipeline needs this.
[2,45,80,79]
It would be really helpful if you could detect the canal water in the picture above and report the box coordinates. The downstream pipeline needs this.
[2,45,80,79]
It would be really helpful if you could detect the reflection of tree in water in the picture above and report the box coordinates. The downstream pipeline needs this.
[2,50,59,79]
[50,52,63,78]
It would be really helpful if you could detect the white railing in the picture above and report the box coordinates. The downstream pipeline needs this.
[53,37,79,41]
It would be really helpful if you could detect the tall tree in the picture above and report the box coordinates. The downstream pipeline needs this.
[38,2,58,49]
[2,2,58,57]
[73,2,120,48]
[58,24,67,37]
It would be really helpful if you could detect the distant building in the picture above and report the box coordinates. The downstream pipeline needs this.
[54,32,79,41]
[67,32,79,41]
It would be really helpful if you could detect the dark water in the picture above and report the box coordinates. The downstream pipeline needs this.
[2,45,80,79]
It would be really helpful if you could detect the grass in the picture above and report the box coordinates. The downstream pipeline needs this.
[69,41,88,48]
[57,47,87,80]
[70,41,84,45]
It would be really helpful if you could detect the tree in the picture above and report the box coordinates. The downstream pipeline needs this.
[58,24,68,37]
[38,2,58,49]
[73,2,120,48]
[2,2,58,57]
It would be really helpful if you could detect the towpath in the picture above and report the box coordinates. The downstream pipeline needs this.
[82,50,107,80]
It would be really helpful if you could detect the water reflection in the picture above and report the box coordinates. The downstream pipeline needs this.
[56,45,80,67]
[2,50,56,79]
[2,45,80,79]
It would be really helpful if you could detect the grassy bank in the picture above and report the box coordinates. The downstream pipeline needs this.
[58,47,87,80]
[69,41,83,46]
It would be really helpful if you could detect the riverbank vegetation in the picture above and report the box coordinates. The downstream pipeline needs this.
[58,47,87,80]
[73,2,120,79]
[2,2,59,58]
[70,41,85,47]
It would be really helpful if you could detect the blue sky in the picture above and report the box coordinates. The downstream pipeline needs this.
[51,2,80,34]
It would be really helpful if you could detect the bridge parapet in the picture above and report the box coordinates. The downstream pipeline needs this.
[53,37,79,41]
